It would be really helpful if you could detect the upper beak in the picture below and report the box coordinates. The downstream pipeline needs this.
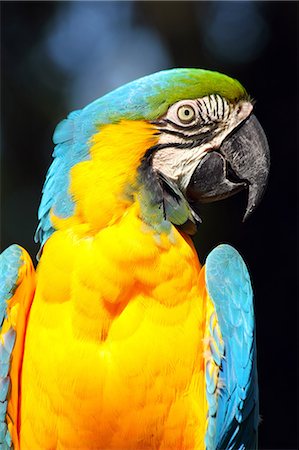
[186,114,270,220]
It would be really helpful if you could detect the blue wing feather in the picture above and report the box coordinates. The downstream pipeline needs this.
[0,245,25,450]
[205,244,258,450]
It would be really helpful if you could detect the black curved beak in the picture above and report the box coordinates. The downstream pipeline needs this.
[186,114,270,221]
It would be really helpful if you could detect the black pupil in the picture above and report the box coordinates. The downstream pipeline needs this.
[184,109,190,116]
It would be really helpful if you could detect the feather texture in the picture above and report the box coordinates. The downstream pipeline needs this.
[6,68,258,449]
[0,245,35,450]
[20,208,209,449]
[204,244,258,450]
[35,68,247,250]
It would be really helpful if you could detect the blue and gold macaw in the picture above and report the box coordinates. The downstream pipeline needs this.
[0,68,269,449]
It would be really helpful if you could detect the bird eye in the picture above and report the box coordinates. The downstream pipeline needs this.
[177,105,196,124]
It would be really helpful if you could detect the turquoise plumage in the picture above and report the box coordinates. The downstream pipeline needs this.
[0,246,22,450]
[205,245,258,449]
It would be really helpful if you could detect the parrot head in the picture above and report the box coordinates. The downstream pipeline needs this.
[141,77,269,227]
[156,96,269,221]
[37,68,270,245]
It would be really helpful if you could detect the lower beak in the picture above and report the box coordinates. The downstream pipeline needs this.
[186,114,270,220]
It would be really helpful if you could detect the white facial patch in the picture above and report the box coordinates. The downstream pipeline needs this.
[152,97,253,191]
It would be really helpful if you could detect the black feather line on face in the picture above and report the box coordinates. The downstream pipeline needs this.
[197,104,205,122]
[160,123,221,142]
[138,149,200,234]
[138,151,164,206]
[150,119,168,127]
[164,118,200,131]
[215,95,221,119]
[140,122,222,178]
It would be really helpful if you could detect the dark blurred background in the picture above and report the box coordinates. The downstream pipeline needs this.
[1,2,297,449]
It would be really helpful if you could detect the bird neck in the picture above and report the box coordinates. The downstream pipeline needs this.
[51,120,161,234]
[50,118,198,238]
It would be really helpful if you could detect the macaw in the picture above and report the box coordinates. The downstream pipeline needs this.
[0,68,269,450]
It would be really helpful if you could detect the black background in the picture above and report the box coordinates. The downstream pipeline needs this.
[1,2,297,449]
